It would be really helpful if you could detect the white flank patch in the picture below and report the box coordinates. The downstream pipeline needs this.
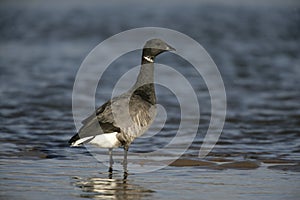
[89,132,119,148]
[71,136,94,146]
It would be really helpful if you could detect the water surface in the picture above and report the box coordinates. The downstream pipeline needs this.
[0,0,300,199]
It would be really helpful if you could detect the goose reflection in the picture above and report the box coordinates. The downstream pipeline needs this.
[72,175,154,200]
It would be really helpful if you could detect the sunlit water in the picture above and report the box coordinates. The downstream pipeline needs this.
[1,1,300,199]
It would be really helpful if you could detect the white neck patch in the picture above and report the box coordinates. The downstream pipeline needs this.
[143,56,154,63]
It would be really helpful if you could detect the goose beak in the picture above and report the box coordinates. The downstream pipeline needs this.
[166,44,176,51]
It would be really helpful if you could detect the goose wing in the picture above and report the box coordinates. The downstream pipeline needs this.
[68,97,121,146]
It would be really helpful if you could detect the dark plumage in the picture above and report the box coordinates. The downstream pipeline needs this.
[69,39,175,175]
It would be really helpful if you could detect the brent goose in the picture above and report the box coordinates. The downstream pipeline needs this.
[69,39,175,175]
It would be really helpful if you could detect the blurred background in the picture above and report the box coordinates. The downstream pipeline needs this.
[0,0,299,199]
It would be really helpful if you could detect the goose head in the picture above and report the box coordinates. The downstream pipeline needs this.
[142,38,175,60]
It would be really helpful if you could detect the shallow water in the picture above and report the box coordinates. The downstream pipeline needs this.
[1,0,300,199]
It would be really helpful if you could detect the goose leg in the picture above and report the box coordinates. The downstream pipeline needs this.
[123,146,128,179]
[108,148,113,174]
